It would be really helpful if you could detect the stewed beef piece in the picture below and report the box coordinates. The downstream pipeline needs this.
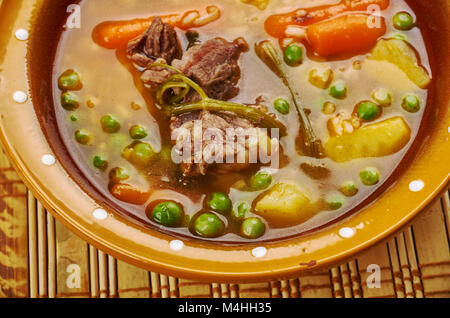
[170,110,262,177]
[127,17,182,68]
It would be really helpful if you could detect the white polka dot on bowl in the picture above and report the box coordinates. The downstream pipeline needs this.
[169,240,184,251]
[13,91,27,103]
[339,227,355,238]
[93,208,108,220]
[409,180,424,192]
[15,29,29,41]
[251,247,267,258]
[41,154,56,166]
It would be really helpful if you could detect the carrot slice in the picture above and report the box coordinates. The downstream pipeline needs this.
[92,6,221,49]
[92,15,179,49]
[110,183,151,205]
[306,14,386,57]
[264,0,389,39]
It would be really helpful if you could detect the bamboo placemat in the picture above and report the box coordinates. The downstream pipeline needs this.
[0,148,448,298]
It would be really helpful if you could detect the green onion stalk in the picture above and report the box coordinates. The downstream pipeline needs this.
[150,63,287,137]
[254,41,324,158]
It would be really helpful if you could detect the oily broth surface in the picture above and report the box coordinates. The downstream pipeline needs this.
[53,0,429,242]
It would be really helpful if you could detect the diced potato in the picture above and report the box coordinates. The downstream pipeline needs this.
[254,183,316,227]
[309,67,333,89]
[325,117,411,162]
[369,39,431,88]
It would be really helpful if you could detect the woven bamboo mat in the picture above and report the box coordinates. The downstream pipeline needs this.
[0,148,448,298]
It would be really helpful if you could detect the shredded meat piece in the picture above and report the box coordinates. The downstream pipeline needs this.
[127,17,182,68]
[170,110,271,177]
[172,38,248,101]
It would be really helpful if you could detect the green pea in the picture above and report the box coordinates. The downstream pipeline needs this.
[232,202,250,222]
[109,167,129,181]
[152,201,184,227]
[340,181,359,197]
[93,155,108,171]
[357,101,381,121]
[273,98,290,115]
[74,129,91,145]
[70,114,79,122]
[402,95,420,113]
[207,192,232,214]
[122,142,155,167]
[61,92,80,110]
[100,115,121,133]
[250,171,273,190]
[240,217,265,239]
[329,82,347,99]
[58,69,82,91]
[130,125,148,139]
[371,88,392,106]
[360,167,380,186]
[326,194,346,210]
[393,12,414,31]
[194,213,224,238]
[284,44,303,66]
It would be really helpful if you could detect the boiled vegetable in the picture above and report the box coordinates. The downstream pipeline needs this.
[309,68,333,89]
[306,14,386,57]
[240,217,265,239]
[371,88,392,106]
[325,116,411,162]
[393,12,414,31]
[154,63,288,136]
[92,6,221,49]
[402,94,421,113]
[284,44,303,66]
[340,181,359,197]
[255,41,323,157]
[254,183,315,227]
[360,167,380,185]
[109,183,150,205]
[58,69,82,91]
[250,171,273,191]
[122,141,156,167]
[152,201,184,227]
[129,125,148,139]
[264,0,390,39]
[100,115,121,133]
[369,39,431,88]
[273,98,290,115]
[193,213,224,238]
[207,192,232,215]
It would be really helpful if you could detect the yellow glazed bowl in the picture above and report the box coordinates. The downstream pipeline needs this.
[0,0,448,282]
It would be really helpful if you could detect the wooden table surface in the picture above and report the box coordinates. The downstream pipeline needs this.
[0,148,449,298]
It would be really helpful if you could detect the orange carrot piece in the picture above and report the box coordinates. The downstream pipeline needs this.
[92,15,180,49]
[110,183,151,205]
[306,14,386,57]
[92,6,221,49]
[265,0,390,39]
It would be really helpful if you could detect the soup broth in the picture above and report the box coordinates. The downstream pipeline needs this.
[53,0,431,242]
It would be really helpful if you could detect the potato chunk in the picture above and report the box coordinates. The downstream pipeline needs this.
[325,117,411,162]
[369,39,431,88]
[254,183,316,227]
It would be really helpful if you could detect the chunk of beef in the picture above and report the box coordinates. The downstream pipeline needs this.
[170,110,265,177]
[172,38,249,101]
[127,17,182,68]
